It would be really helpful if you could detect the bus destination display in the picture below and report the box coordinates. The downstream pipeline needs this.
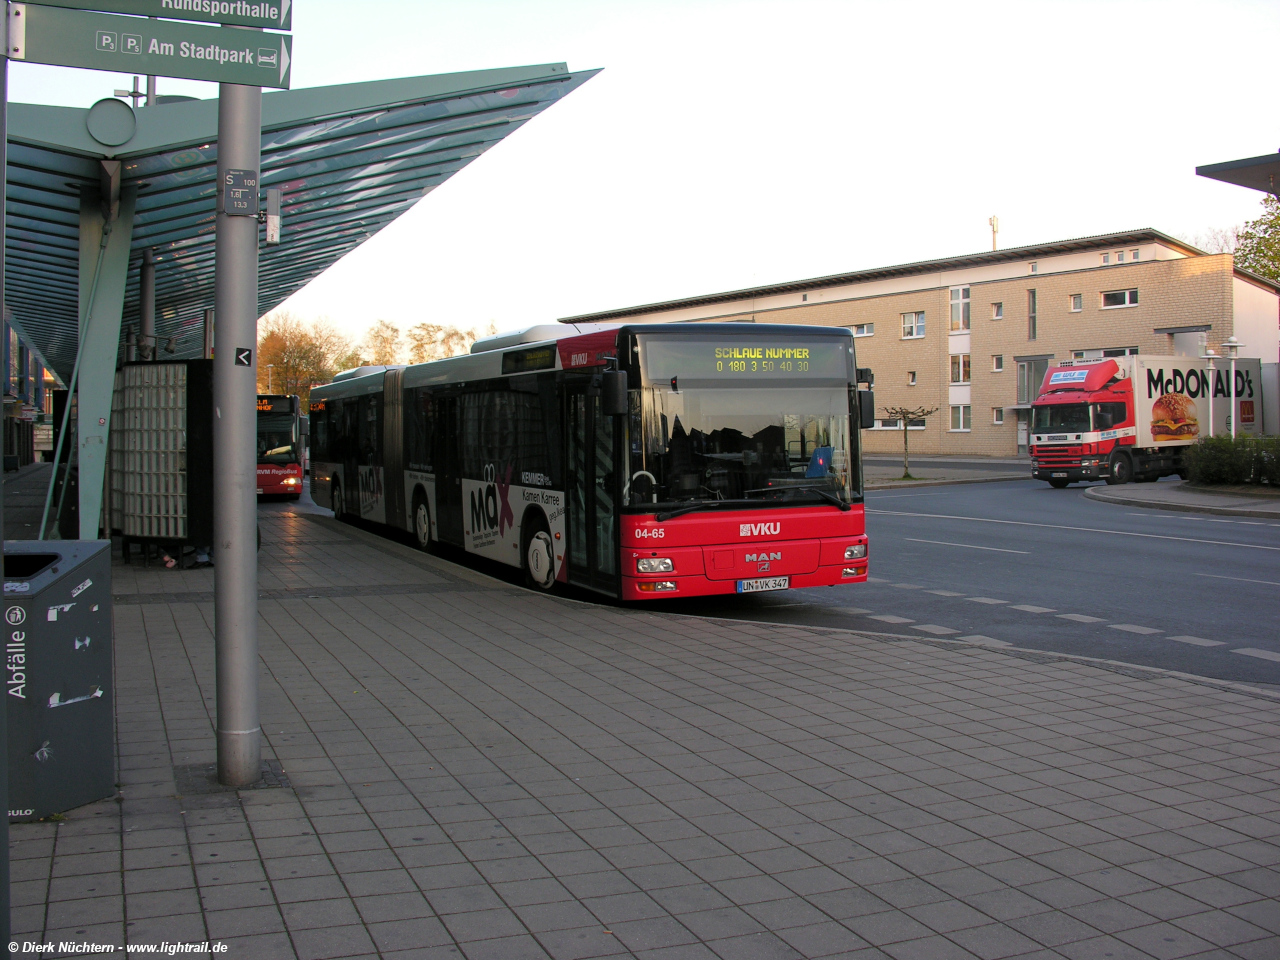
[639,338,848,382]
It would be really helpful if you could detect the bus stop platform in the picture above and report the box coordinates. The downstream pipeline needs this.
[9,509,1280,959]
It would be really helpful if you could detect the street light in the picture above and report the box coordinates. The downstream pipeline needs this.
[267,364,274,394]
[1203,348,1216,438]
[1223,337,1243,439]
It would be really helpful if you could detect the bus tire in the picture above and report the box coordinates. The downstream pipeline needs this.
[521,513,556,592]
[331,480,345,521]
[1048,478,1070,489]
[1105,452,1132,485]
[412,491,433,552]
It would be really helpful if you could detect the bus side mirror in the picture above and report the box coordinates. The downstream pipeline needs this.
[603,370,629,416]
[858,390,875,430]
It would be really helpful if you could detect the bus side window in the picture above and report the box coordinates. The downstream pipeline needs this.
[406,388,433,472]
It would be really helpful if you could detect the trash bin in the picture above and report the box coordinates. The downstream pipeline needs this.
[4,540,114,822]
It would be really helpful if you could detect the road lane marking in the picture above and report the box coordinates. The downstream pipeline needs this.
[1010,605,1056,613]
[1058,613,1105,623]
[1109,624,1162,635]
[868,509,1280,552]
[904,538,1030,554]
[926,590,965,597]
[866,492,948,499]
[833,607,874,615]
[1193,572,1280,588]
[1168,636,1226,647]
[867,577,889,583]
[868,614,914,624]
[912,624,960,635]
[960,635,1011,647]
[967,597,1008,604]
[891,583,924,589]
[1233,648,1280,663]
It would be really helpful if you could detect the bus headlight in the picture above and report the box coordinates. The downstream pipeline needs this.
[637,581,677,592]
[282,477,300,486]
[637,557,674,573]
[844,544,867,560]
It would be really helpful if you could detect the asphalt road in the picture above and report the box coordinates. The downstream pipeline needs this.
[649,478,1280,690]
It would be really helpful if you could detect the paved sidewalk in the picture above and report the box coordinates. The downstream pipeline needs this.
[9,511,1280,959]
[1084,480,1280,520]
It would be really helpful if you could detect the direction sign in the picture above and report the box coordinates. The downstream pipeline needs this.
[10,3,292,88]
[25,0,290,30]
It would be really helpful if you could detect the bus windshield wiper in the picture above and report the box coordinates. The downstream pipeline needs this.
[654,499,756,522]
[746,485,851,511]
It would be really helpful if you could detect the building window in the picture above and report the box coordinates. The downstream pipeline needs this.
[993,407,1005,425]
[1027,288,1037,340]
[1017,358,1050,403]
[802,294,808,302]
[992,354,1004,372]
[873,418,926,430]
[949,405,972,431]
[950,354,971,384]
[1070,294,1082,312]
[902,311,925,338]
[1131,249,1140,261]
[949,287,970,332]
[907,370,917,386]
[992,302,1003,320]
[1101,253,1110,265]
[1117,251,1125,263]
[1102,289,1138,308]
[1029,262,1038,274]
[852,323,874,337]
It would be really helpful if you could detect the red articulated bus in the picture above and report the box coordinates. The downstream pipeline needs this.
[256,394,304,499]
[308,323,875,600]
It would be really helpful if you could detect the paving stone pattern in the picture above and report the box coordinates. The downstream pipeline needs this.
[11,512,1280,959]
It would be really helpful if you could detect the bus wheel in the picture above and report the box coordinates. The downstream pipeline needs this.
[1105,452,1132,485]
[413,495,432,552]
[331,481,345,521]
[522,518,556,591]
[1048,478,1070,489]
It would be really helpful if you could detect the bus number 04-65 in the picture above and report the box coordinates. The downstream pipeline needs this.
[635,528,665,538]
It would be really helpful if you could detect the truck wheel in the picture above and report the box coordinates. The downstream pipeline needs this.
[1105,453,1132,485]
[1048,478,1070,489]
[521,514,556,591]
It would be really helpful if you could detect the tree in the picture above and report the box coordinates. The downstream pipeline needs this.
[256,311,355,404]
[405,321,500,363]
[363,319,402,364]
[881,405,939,479]
[1233,194,1280,282]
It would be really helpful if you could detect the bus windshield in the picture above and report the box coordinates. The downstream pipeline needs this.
[257,414,299,464]
[628,385,855,508]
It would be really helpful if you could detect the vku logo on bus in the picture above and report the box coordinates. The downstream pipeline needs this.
[740,522,780,537]
[470,464,516,536]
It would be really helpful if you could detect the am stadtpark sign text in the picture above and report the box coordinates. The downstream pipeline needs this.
[21,0,290,29]
[10,3,293,88]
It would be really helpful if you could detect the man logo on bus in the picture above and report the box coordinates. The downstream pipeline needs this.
[471,464,516,536]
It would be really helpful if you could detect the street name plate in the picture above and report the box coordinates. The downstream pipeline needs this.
[26,0,291,30]
[220,168,258,215]
[10,3,293,88]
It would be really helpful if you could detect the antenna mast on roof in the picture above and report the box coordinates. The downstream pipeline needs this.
[988,215,999,251]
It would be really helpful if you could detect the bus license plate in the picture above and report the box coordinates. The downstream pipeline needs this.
[737,577,789,593]
[1051,473,1067,478]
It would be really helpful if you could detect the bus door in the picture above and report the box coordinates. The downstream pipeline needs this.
[566,385,618,595]
[434,395,463,545]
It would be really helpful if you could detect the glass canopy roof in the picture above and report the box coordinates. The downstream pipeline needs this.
[6,63,598,382]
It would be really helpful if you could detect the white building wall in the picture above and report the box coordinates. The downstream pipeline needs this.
[1232,276,1280,363]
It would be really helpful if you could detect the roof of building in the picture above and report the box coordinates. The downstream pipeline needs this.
[7,63,599,382]
[1197,152,1280,196]
[558,228,1259,325]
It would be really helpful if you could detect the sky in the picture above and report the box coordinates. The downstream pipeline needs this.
[11,0,1279,345]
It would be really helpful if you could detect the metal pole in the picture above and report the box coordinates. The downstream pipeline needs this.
[145,75,156,108]
[0,33,12,948]
[140,248,155,360]
[1230,356,1237,440]
[213,82,262,787]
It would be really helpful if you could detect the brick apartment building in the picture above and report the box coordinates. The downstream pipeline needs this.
[563,229,1280,456]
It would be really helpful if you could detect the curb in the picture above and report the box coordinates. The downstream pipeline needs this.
[865,474,1027,491]
[1082,486,1280,520]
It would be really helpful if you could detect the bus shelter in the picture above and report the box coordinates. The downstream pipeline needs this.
[4,62,598,538]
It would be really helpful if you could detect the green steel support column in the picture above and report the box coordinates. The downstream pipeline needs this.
[76,183,137,540]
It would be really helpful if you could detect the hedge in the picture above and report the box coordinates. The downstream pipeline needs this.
[1182,435,1280,486]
